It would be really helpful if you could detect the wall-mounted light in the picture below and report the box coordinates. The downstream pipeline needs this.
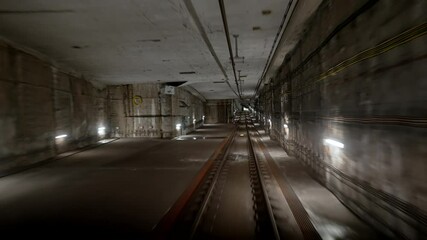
[324,139,344,148]
[98,127,106,135]
[283,124,290,139]
[55,134,67,139]
[176,124,182,130]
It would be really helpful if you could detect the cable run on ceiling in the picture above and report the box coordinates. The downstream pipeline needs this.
[253,0,296,99]
[218,0,242,99]
[183,0,240,99]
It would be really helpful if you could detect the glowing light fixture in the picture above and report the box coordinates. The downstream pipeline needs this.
[98,127,106,135]
[324,139,344,148]
[176,124,182,130]
[283,124,288,128]
[55,134,67,139]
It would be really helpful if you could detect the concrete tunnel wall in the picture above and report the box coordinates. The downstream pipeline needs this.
[257,0,427,239]
[0,40,212,175]
[204,99,235,124]
[108,83,205,138]
[0,41,108,175]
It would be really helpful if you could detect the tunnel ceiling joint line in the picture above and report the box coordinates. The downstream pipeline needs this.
[183,0,240,99]
[218,0,242,100]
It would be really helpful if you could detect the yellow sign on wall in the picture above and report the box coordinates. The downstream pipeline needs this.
[132,95,143,106]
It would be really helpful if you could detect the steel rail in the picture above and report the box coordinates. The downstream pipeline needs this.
[249,119,323,240]
[189,128,237,239]
[245,118,281,239]
[189,114,280,239]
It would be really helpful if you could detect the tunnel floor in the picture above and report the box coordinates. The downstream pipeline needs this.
[0,123,386,239]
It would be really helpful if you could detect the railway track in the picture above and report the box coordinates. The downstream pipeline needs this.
[154,113,321,239]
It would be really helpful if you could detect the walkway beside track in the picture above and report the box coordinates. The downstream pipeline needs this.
[155,114,388,239]
[255,125,387,240]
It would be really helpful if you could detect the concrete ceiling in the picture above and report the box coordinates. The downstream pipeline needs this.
[0,0,289,99]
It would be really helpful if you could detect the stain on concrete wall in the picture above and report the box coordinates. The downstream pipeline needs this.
[0,41,107,174]
[108,83,204,138]
[258,0,427,238]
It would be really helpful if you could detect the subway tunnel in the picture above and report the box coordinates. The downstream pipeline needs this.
[0,0,426,239]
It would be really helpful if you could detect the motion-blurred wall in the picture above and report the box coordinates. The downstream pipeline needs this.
[258,0,427,238]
